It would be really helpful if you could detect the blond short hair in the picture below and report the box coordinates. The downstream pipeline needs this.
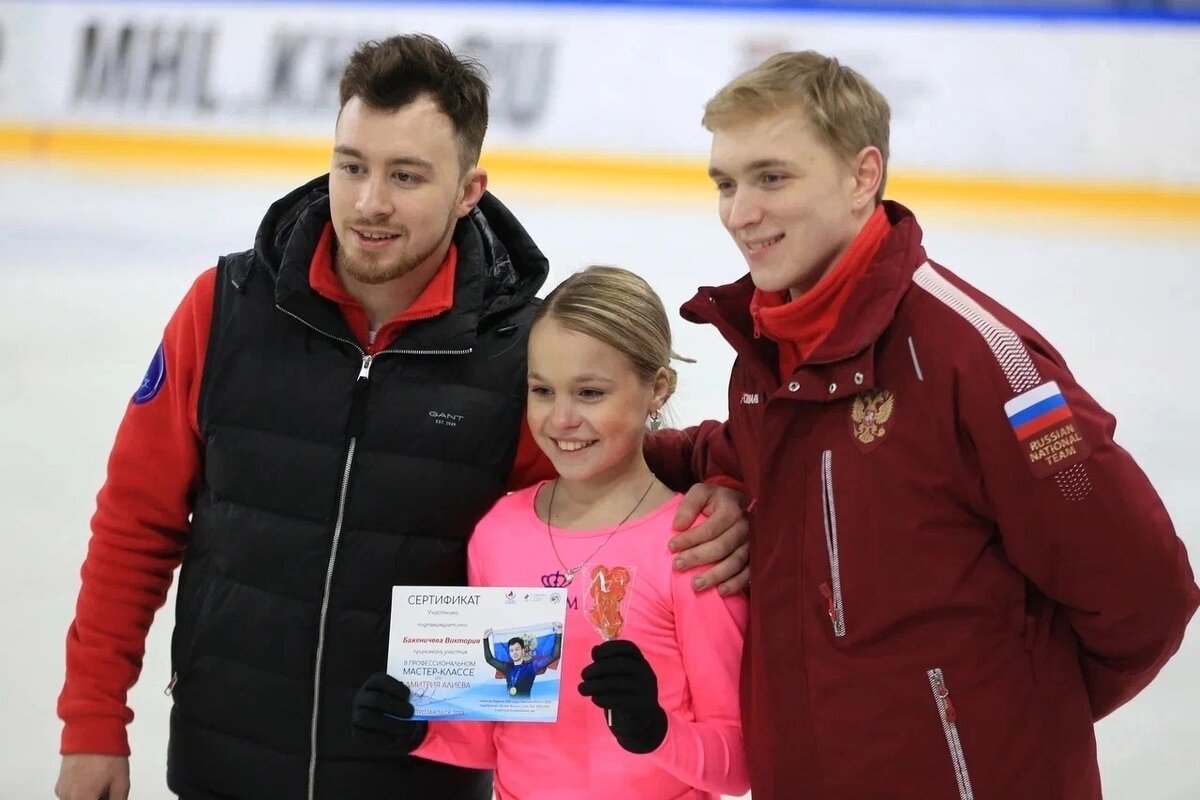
[703,51,891,201]
[533,266,686,399]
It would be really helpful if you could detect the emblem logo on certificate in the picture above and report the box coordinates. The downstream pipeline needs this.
[387,586,568,722]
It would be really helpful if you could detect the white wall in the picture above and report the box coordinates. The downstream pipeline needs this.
[1,1,1198,186]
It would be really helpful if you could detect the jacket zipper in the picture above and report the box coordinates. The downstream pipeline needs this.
[928,668,975,800]
[818,449,846,637]
[273,305,472,799]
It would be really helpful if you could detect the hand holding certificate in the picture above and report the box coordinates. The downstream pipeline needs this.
[387,587,568,722]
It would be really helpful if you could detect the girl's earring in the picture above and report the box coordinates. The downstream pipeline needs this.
[649,408,662,432]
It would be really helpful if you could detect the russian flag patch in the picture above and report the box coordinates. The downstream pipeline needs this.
[1003,381,1090,477]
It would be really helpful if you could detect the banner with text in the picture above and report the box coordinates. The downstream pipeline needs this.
[3,2,1198,185]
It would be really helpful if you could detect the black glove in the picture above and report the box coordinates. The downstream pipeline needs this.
[352,672,428,753]
[578,640,668,754]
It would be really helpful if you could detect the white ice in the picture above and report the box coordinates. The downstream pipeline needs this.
[1,163,1197,798]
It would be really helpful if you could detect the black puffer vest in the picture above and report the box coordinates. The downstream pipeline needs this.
[166,176,547,799]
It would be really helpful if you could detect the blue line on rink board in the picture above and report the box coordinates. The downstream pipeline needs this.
[45,0,1200,26]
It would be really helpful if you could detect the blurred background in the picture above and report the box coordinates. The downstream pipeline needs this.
[1,1,1197,797]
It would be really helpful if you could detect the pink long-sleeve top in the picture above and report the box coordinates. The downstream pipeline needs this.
[414,483,750,799]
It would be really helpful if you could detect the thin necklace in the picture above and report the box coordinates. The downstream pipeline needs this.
[546,476,657,586]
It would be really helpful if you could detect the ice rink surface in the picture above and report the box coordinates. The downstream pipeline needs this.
[1,163,1197,798]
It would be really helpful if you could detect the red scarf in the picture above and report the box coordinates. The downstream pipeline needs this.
[750,205,890,378]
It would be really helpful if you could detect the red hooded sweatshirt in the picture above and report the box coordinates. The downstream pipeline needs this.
[58,225,555,755]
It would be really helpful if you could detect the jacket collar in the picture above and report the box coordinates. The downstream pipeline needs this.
[682,201,927,399]
[251,175,549,353]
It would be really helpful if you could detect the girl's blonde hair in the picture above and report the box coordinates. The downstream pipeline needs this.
[533,265,687,398]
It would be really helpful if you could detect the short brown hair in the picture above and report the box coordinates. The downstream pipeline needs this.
[703,51,891,201]
[534,266,686,400]
[339,34,489,172]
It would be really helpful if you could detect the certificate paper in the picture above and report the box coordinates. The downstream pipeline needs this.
[387,586,568,722]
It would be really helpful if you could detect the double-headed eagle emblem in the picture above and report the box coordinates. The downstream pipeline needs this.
[851,389,895,445]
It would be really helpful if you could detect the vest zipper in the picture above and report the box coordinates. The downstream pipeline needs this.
[276,305,363,354]
[818,449,847,637]
[307,353,372,800]
[275,304,474,798]
[387,347,474,356]
[275,301,474,360]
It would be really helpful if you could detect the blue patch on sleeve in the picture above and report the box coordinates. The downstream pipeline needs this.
[133,343,167,405]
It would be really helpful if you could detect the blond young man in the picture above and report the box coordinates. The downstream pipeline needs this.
[661,51,1199,798]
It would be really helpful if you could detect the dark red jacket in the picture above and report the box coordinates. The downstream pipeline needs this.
[673,202,1198,799]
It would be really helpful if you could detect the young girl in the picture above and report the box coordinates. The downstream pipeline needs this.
[352,266,749,798]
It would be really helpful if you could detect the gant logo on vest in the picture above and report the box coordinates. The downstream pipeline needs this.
[429,410,465,427]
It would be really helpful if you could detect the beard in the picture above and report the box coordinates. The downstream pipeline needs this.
[336,212,457,286]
